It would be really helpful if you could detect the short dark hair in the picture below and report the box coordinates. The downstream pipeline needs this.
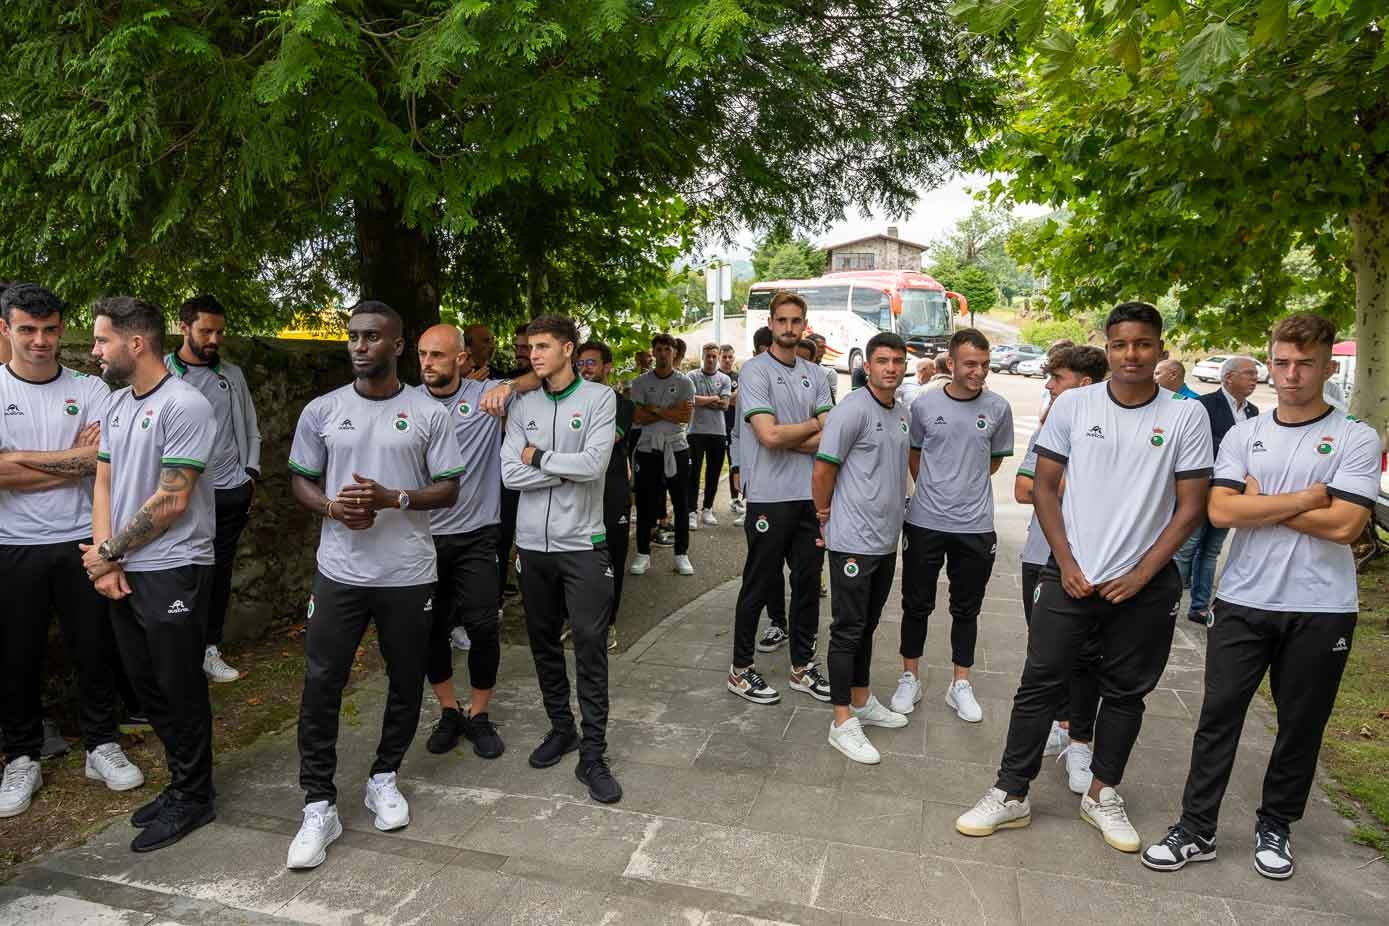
[719,343,734,353]
[577,340,612,365]
[350,299,403,337]
[92,296,166,350]
[753,326,774,351]
[1105,301,1163,337]
[865,332,907,360]
[651,332,676,350]
[525,314,579,346]
[796,338,817,356]
[1048,345,1108,383]
[513,322,530,338]
[769,291,808,317]
[949,327,990,355]
[1270,313,1336,350]
[2,283,65,324]
[807,332,826,344]
[462,323,491,348]
[179,294,225,326]
[674,337,687,356]
[934,354,951,375]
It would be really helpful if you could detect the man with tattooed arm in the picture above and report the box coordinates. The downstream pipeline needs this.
[0,284,146,820]
[84,296,219,853]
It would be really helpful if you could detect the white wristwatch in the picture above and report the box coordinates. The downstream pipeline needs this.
[397,490,411,510]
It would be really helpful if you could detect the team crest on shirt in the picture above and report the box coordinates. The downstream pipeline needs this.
[306,595,315,620]
[458,401,472,416]
[140,408,155,430]
[1316,436,1335,455]
[801,376,811,388]
[569,414,584,431]
[394,411,411,432]
[1251,439,1267,453]
[217,379,229,391]
[1149,427,1166,447]
[63,398,80,416]
[1033,585,1041,604]
[843,558,859,578]
[900,418,908,433]
[975,414,987,430]
[754,514,770,533]
[4,403,22,416]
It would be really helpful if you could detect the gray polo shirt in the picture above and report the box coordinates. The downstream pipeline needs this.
[737,351,834,503]
[1018,432,1051,567]
[1212,409,1381,613]
[631,370,695,452]
[816,387,909,556]
[0,365,110,545]
[1034,382,1213,585]
[98,375,216,571]
[687,369,733,437]
[419,379,507,537]
[289,383,465,587]
[166,358,247,490]
[906,385,1015,534]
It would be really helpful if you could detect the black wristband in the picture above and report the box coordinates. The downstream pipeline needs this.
[530,449,546,469]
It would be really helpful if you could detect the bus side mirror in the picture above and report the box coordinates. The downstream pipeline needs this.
[945,291,969,316]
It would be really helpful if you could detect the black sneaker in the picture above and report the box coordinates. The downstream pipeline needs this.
[1187,609,1211,627]
[130,797,215,852]
[788,662,832,702]
[528,727,580,769]
[40,719,69,758]
[462,711,506,759]
[575,757,622,804]
[1141,823,1217,872]
[131,790,171,828]
[727,666,780,705]
[426,707,466,755]
[652,528,675,547]
[1253,822,1294,880]
[756,625,788,653]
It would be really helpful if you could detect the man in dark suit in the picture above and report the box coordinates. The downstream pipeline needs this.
[1175,356,1260,624]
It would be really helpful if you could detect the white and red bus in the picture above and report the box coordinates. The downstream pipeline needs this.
[744,270,967,373]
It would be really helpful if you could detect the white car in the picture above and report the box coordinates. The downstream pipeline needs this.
[1193,355,1269,383]
[1017,356,1046,378]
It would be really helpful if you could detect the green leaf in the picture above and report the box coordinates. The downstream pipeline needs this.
[1109,27,1141,74]
[1177,22,1250,85]
[1037,30,1079,81]
[1252,0,1290,46]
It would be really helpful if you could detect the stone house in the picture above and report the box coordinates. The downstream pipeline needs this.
[822,227,928,273]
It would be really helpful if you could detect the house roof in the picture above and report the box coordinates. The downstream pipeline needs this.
[822,232,931,253]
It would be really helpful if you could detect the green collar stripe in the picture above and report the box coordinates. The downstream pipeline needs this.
[168,352,220,374]
[546,379,581,401]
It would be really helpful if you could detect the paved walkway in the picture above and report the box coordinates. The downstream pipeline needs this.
[4,506,1387,924]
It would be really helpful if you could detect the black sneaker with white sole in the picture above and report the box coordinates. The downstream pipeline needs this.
[727,667,780,704]
[756,625,788,653]
[1253,822,1294,880]
[1140,823,1217,872]
[788,662,832,702]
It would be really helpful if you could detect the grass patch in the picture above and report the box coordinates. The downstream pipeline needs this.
[0,620,385,876]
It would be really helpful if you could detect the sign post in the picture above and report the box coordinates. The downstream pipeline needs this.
[705,261,733,345]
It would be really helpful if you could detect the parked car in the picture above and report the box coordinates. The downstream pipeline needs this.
[992,344,1046,373]
[1017,356,1047,378]
[1193,355,1270,383]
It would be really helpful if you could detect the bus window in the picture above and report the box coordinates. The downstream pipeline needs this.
[747,290,772,314]
[899,289,950,339]
[797,286,851,314]
[850,286,892,331]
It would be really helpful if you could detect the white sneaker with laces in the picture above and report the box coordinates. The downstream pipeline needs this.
[85,742,145,792]
[852,694,909,729]
[1060,740,1094,794]
[828,716,880,765]
[0,756,42,818]
[674,554,695,576]
[688,512,700,531]
[955,787,1031,836]
[889,671,922,714]
[203,645,240,683]
[1042,721,1068,757]
[450,626,472,651]
[287,800,342,869]
[733,511,746,526]
[1081,786,1140,852]
[629,553,651,575]
[730,498,745,515]
[701,509,718,526]
[364,772,410,831]
[945,679,983,723]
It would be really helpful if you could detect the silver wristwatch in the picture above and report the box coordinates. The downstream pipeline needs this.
[397,490,411,510]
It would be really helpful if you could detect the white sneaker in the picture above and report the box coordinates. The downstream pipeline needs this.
[203,645,240,683]
[889,671,922,714]
[674,554,695,576]
[701,509,718,526]
[1042,721,1068,757]
[85,742,145,792]
[1081,786,1140,852]
[852,694,909,729]
[287,801,342,869]
[0,756,41,818]
[450,626,472,651]
[629,553,651,575]
[364,772,410,831]
[730,498,745,515]
[955,787,1030,837]
[688,512,700,531]
[733,511,746,526]
[1060,740,1094,795]
[828,716,880,765]
[945,679,983,723]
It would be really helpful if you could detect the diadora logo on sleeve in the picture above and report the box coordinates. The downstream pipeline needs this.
[1251,439,1267,453]
[4,403,22,416]
[338,418,355,431]
[1086,425,1105,439]
[394,411,411,432]
[933,415,946,425]
[525,419,539,432]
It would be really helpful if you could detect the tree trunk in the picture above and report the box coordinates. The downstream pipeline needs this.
[355,188,441,381]
[525,250,549,319]
[1348,192,1389,441]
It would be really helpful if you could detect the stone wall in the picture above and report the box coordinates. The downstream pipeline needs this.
[825,237,926,273]
[59,333,353,641]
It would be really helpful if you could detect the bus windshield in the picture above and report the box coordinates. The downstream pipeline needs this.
[898,289,950,339]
